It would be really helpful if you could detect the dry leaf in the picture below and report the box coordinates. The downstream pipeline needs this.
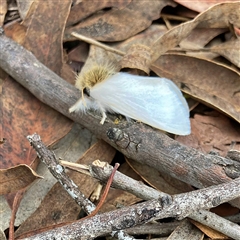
[0,0,7,26]
[65,0,176,42]
[0,164,42,195]
[176,111,240,156]
[151,2,240,61]
[179,28,227,49]
[66,0,131,27]
[2,0,73,168]
[2,76,72,168]
[23,0,72,76]
[174,0,237,13]
[210,38,240,68]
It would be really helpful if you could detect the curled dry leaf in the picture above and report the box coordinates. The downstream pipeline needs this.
[151,2,240,62]
[151,54,240,123]
[0,164,42,195]
[173,0,236,13]
[179,28,228,50]
[0,0,7,26]
[210,38,240,68]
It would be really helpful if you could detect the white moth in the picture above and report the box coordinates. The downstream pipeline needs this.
[69,65,191,135]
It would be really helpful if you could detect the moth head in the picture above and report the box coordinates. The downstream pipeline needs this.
[83,87,90,97]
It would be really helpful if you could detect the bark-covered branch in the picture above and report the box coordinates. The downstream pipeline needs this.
[1,31,240,207]
[27,134,95,214]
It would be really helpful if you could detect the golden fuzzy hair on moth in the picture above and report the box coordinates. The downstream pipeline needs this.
[75,63,117,90]
[69,63,191,136]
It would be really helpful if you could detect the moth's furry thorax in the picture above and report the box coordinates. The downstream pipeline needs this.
[75,64,117,90]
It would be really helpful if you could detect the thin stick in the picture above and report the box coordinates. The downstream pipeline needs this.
[83,163,120,219]
[71,32,125,56]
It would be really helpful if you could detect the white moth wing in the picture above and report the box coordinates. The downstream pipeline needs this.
[91,72,190,135]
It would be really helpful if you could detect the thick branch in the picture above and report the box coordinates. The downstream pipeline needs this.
[1,31,240,204]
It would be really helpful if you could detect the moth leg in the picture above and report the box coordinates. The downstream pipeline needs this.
[99,105,107,124]
[69,98,83,113]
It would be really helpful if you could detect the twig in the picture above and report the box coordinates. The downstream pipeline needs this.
[71,32,125,56]
[27,133,95,214]
[189,210,240,239]
[81,163,120,219]
[26,134,135,240]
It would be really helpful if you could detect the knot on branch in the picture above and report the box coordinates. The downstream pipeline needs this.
[107,128,130,149]
[27,133,41,145]
[107,127,142,151]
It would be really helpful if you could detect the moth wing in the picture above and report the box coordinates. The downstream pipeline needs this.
[91,72,190,135]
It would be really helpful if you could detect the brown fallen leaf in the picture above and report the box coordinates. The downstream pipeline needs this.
[65,0,176,42]
[2,76,73,168]
[23,0,72,76]
[2,0,74,169]
[66,0,131,27]
[0,164,42,195]
[151,54,240,123]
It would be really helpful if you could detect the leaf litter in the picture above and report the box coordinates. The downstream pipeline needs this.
[1,1,240,239]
